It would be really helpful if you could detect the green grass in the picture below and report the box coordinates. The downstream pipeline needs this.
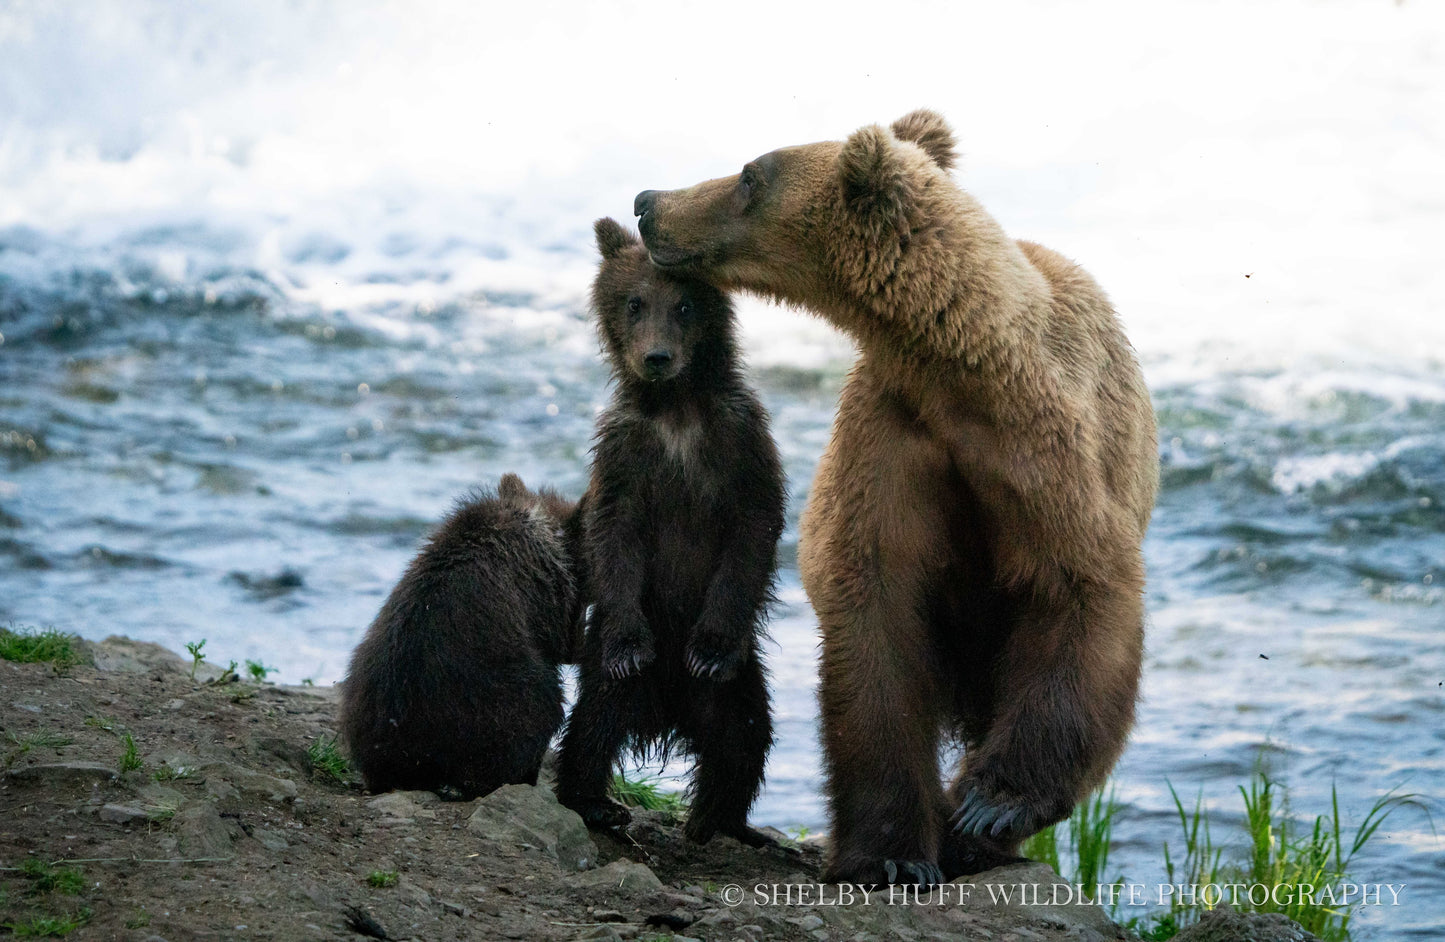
[18,860,84,896]
[1226,774,1416,941]
[144,798,180,822]
[366,870,399,888]
[244,659,277,682]
[5,730,74,755]
[151,762,194,782]
[3,911,91,938]
[0,626,84,670]
[184,639,206,679]
[1021,787,1123,906]
[1019,765,1416,941]
[1136,769,1418,940]
[118,732,143,772]
[610,772,688,822]
[308,735,352,785]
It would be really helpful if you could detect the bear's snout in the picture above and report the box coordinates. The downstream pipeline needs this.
[633,190,659,218]
[640,348,677,380]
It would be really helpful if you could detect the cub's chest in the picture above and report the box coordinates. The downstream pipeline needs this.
[653,417,705,468]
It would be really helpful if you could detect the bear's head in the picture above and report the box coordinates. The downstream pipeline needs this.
[591,217,732,388]
[496,472,589,659]
[633,110,960,312]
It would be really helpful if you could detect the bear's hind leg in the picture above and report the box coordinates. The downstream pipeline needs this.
[680,653,774,846]
[555,667,643,830]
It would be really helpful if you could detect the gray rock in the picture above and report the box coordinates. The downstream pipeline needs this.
[200,761,297,803]
[253,828,289,852]
[570,858,664,894]
[1171,907,1321,942]
[86,636,188,674]
[466,783,597,871]
[7,761,117,787]
[368,791,436,820]
[99,803,151,824]
[575,927,623,942]
[969,862,1122,937]
[173,800,233,858]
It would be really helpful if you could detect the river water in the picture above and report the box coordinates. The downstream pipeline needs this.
[2,2,1442,937]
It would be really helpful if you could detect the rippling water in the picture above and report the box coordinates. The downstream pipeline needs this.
[3,2,1443,937]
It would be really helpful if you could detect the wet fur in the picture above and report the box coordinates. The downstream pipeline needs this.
[339,475,587,800]
[555,219,785,846]
[634,111,1159,883]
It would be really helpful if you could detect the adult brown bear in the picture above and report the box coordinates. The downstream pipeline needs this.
[633,110,1158,885]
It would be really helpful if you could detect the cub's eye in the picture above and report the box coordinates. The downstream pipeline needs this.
[626,297,642,315]
[676,300,693,322]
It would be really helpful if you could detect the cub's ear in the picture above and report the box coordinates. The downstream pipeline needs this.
[498,472,529,502]
[594,217,639,260]
[891,109,955,172]
[837,123,909,224]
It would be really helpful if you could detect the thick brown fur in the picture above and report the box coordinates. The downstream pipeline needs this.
[554,219,785,847]
[634,110,1158,885]
[339,474,587,800]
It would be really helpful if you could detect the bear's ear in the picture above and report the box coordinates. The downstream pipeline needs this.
[594,217,639,260]
[891,109,956,172]
[498,472,529,502]
[837,123,909,223]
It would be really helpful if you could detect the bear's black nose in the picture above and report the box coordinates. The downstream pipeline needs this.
[644,349,673,370]
[634,190,658,218]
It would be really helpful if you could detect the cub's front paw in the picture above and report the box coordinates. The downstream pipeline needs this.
[684,629,746,681]
[601,630,654,680]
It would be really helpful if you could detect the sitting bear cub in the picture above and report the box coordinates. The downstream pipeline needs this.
[555,218,785,846]
[340,474,586,800]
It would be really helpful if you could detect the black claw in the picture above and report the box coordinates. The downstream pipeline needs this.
[883,860,898,884]
[950,787,979,826]
[989,807,1020,838]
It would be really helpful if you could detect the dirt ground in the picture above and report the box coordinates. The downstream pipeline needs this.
[1,636,1137,941]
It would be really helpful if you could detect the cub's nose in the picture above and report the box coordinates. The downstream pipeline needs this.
[643,349,673,371]
[634,190,659,218]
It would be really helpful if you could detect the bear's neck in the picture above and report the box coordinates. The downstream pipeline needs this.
[805,192,1055,377]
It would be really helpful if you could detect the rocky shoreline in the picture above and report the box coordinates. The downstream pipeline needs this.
[2,637,1316,941]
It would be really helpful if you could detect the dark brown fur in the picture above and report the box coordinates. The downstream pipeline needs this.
[339,474,587,800]
[633,111,1158,884]
[554,219,785,846]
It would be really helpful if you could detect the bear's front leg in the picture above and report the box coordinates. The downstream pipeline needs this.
[815,590,951,887]
[586,478,656,680]
[944,568,1143,867]
[598,608,655,680]
[685,499,782,682]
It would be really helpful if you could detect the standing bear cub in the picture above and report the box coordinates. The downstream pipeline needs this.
[340,474,587,800]
[555,218,785,847]
[635,111,1158,884]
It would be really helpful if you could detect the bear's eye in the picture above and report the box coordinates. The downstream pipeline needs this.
[626,297,642,316]
[676,300,693,323]
[737,167,756,203]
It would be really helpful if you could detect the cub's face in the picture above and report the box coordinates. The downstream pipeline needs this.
[591,218,722,385]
